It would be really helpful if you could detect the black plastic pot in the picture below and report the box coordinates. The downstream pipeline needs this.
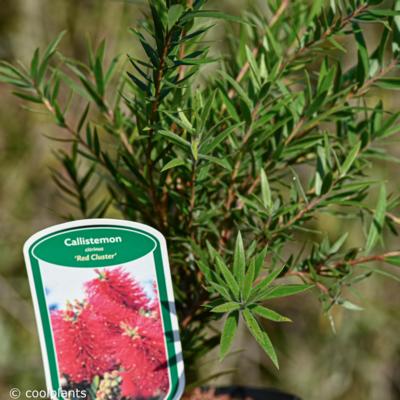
[213,386,301,400]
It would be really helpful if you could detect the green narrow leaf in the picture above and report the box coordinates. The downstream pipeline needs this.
[249,264,286,300]
[340,300,364,311]
[57,70,91,101]
[191,138,199,161]
[308,0,323,23]
[393,0,400,56]
[149,3,166,53]
[366,185,387,252]
[0,75,28,87]
[199,154,232,171]
[233,232,245,286]
[220,311,239,360]
[340,142,361,177]
[242,309,279,368]
[161,158,186,172]
[215,257,240,300]
[375,77,400,90]
[260,169,272,210]
[384,256,400,266]
[38,31,66,84]
[209,282,232,301]
[219,71,253,110]
[105,55,120,84]
[168,4,184,28]
[77,103,90,133]
[367,9,400,17]
[182,10,248,25]
[290,167,308,204]
[329,233,349,254]
[159,130,191,149]
[127,71,148,93]
[261,284,313,300]
[353,23,369,85]
[250,305,291,322]
[30,48,40,81]
[42,30,66,61]
[254,247,268,279]
[137,34,159,67]
[0,61,30,83]
[360,265,400,282]
[260,331,279,368]
[94,57,105,97]
[196,260,212,282]
[13,91,42,103]
[199,91,216,133]
[315,146,326,196]
[201,123,242,154]
[242,258,255,301]
[219,90,240,122]
[321,171,333,195]
[245,45,260,83]
[211,302,240,313]
[79,75,105,109]
[166,109,193,131]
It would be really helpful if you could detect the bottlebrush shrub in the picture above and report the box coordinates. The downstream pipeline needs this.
[51,268,168,398]
[2,0,400,385]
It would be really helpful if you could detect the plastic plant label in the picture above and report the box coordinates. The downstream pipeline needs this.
[23,219,185,400]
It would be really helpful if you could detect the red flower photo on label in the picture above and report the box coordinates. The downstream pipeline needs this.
[49,268,169,399]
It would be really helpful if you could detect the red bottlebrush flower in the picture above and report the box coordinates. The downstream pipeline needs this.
[87,289,137,331]
[116,316,169,398]
[51,301,115,383]
[85,268,149,311]
[85,267,154,337]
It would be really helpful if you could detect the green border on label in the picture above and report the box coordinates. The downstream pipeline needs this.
[27,224,181,400]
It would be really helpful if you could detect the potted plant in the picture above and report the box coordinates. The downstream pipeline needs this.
[1,0,400,398]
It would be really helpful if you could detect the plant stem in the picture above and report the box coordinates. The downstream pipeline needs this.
[321,251,400,272]
[146,30,172,228]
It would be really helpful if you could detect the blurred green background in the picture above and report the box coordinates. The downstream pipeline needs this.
[0,1,399,399]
